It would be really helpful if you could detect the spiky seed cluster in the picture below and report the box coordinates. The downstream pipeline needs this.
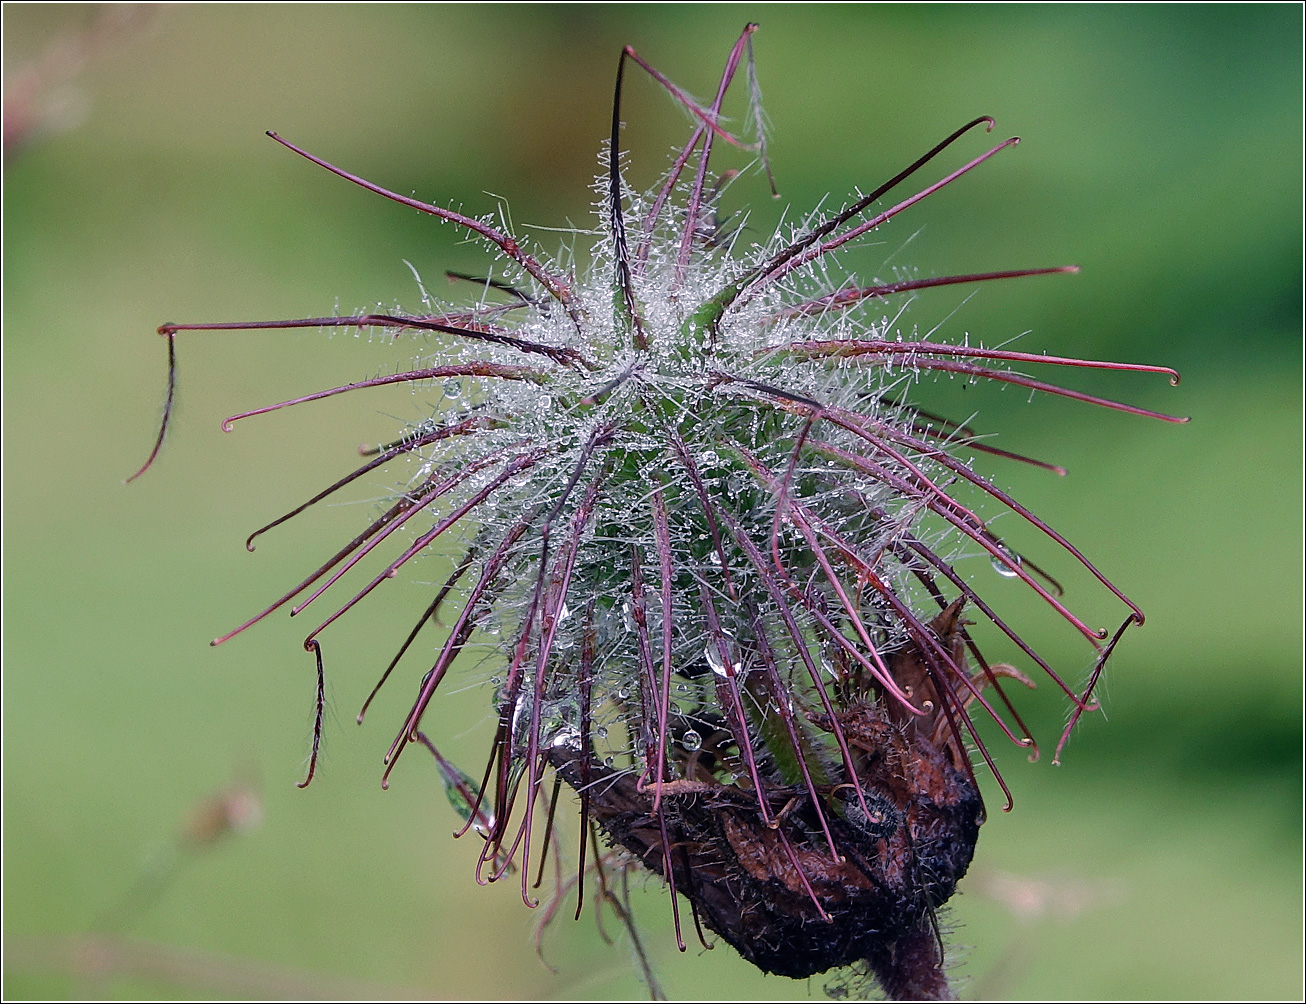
[134,24,1185,999]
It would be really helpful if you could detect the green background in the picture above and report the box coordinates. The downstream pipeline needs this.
[4,4,1300,1000]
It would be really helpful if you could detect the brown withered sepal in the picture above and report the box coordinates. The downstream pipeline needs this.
[549,604,984,989]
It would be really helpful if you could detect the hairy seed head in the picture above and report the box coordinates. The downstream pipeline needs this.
[134,23,1184,1000]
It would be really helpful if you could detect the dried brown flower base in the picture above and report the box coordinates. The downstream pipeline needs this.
[552,603,984,992]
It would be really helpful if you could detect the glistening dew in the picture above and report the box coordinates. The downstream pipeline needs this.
[132,24,1185,1000]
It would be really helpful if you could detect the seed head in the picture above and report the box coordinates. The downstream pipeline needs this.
[133,24,1185,1000]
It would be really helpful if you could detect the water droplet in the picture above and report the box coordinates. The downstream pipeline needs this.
[595,726,609,740]
[442,377,463,398]
[682,729,702,751]
[700,450,719,468]
[991,550,1022,578]
[704,638,735,678]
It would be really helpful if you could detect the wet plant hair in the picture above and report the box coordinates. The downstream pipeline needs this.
[133,23,1185,1000]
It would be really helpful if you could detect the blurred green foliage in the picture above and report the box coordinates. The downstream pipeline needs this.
[3,5,1300,1000]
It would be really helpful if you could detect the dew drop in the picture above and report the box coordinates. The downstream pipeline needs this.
[704,639,735,678]
[442,377,463,398]
[682,729,703,751]
[991,551,1022,578]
